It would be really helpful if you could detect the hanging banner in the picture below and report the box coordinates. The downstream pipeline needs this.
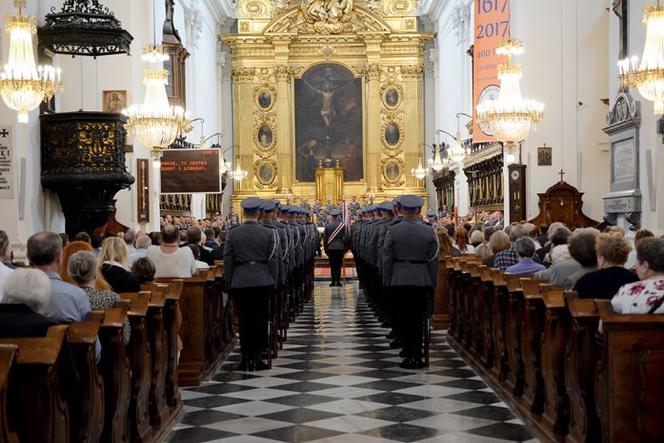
[0,126,13,199]
[473,0,510,144]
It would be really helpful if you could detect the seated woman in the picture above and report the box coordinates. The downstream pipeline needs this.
[131,257,156,284]
[454,227,475,254]
[146,225,197,279]
[0,268,55,337]
[69,251,130,345]
[573,234,638,299]
[436,227,460,257]
[60,240,111,290]
[612,238,664,314]
[98,237,140,293]
[506,237,545,276]
[483,231,510,268]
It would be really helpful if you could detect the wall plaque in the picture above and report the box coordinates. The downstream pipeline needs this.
[137,158,150,223]
[0,126,13,199]
[602,89,642,228]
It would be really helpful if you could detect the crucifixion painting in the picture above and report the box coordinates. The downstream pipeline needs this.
[295,63,363,182]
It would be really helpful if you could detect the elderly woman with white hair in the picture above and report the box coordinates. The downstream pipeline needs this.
[0,268,55,337]
[69,250,130,344]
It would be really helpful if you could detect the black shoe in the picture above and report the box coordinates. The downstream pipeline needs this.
[336,281,343,287]
[253,359,269,371]
[399,357,425,369]
[238,359,250,371]
[329,282,336,287]
[389,339,402,349]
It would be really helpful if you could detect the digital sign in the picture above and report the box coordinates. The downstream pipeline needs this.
[160,149,221,194]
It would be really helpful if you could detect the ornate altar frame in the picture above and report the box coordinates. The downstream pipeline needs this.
[222,0,433,208]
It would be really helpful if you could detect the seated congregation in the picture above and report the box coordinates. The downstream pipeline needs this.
[434,220,664,443]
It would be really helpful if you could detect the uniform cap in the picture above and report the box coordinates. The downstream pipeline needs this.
[380,201,395,211]
[241,197,262,211]
[261,200,277,212]
[398,195,424,210]
[426,209,436,217]
[329,209,341,216]
[280,205,291,213]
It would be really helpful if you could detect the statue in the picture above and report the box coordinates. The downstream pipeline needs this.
[300,0,354,34]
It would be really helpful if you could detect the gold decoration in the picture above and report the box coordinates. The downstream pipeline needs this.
[224,1,433,210]
[380,83,403,109]
[300,0,354,34]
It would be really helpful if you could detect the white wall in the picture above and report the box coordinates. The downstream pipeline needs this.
[423,0,610,222]
[0,0,230,255]
[611,0,664,233]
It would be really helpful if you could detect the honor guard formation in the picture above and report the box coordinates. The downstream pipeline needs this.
[225,195,438,372]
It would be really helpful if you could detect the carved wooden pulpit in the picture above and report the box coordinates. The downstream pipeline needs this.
[528,175,604,229]
[315,166,344,205]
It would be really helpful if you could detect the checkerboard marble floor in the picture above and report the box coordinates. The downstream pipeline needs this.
[167,283,539,443]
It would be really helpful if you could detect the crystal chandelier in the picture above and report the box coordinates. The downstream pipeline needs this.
[228,158,248,181]
[428,145,445,172]
[123,44,191,151]
[476,39,544,161]
[411,154,428,180]
[619,1,664,114]
[0,0,63,123]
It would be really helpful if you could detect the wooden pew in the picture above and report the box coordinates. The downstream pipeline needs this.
[145,286,170,430]
[66,320,104,443]
[595,301,664,443]
[490,269,509,381]
[158,268,234,387]
[144,279,183,415]
[564,293,601,443]
[433,256,451,329]
[540,287,570,438]
[118,291,153,443]
[504,274,525,396]
[520,280,547,415]
[0,325,70,443]
[468,264,484,356]
[0,344,18,443]
[95,308,131,443]
[479,266,495,368]
[447,258,463,340]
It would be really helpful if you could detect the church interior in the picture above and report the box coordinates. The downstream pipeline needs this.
[0,0,663,442]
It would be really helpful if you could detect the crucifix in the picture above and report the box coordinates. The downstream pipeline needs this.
[0,129,9,138]
[558,169,566,183]
[613,0,629,59]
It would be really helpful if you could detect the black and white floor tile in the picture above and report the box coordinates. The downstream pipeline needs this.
[168,283,539,443]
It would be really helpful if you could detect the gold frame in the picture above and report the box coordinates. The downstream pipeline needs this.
[223,1,433,208]
[289,61,367,187]
[254,158,278,189]
[254,85,275,111]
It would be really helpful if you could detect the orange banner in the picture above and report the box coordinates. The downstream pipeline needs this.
[473,0,510,144]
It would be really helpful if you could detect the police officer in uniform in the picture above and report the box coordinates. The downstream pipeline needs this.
[382,195,438,369]
[224,197,279,371]
[324,209,346,287]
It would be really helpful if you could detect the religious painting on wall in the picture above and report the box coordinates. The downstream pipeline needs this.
[537,144,552,166]
[384,123,401,146]
[383,86,401,109]
[103,90,127,113]
[295,63,363,182]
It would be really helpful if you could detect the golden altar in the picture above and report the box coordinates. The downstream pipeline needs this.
[222,0,433,208]
[315,166,344,205]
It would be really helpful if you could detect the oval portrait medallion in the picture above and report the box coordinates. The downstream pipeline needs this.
[257,125,273,148]
[384,123,400,146]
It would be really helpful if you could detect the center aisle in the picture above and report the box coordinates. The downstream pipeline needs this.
[168,283,538,443]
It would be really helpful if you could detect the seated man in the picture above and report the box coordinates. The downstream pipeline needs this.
[146,225,197,279]
[506,237,545,276]
[28,232,91,323]
[128,234,152,267]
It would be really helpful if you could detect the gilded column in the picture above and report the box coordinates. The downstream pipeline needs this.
[274,63,293,194]
[231,67,256,199]
[402,63,425,194]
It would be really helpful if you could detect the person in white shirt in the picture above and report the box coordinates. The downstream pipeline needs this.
[128,234,151,267]
[146,225,197,279]
[612,237,664,314]
[0,230,14,302]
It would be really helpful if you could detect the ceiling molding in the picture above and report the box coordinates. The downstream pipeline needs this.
[215,0,237,19]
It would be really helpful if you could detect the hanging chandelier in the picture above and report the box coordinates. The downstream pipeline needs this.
[229,160,248,181]
[0,0,63,123]
[619,1,664,114]
[429,144,445,172]
[123,44,192,151]
[411,154,428,180]
[476,39,544,161]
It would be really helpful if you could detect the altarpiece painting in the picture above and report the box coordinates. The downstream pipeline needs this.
[295,63,363,182]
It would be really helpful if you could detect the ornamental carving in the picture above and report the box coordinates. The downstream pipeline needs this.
[380,109,404,154]
[606,88,640,127]
[254,112,277,154]
[300,0,354,34]
[254,158,278,189]
[381,155,405,187]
